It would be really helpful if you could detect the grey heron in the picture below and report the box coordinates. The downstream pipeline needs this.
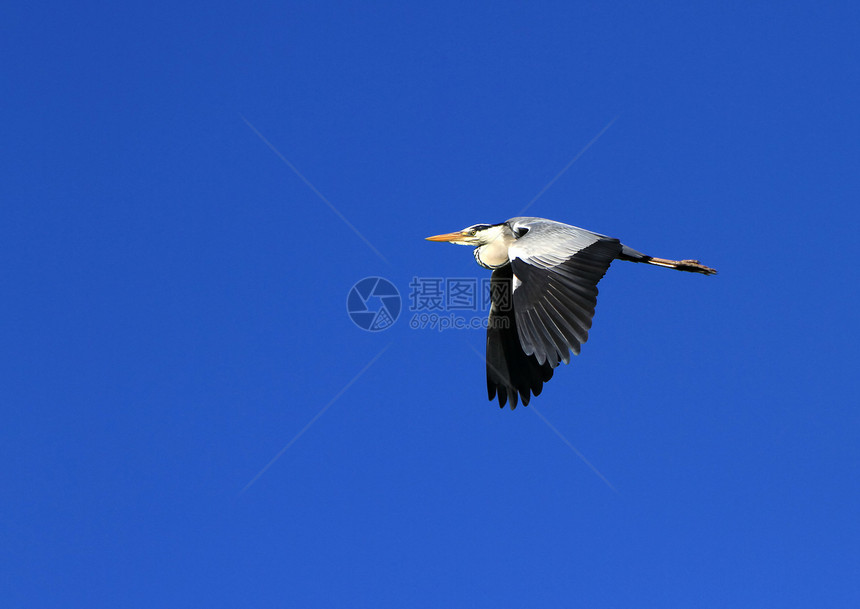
[426,217,716,409]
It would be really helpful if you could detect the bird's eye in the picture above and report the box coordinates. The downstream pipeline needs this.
[469,229,477,236]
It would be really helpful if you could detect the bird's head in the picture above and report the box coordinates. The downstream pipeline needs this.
[425,223,507,246]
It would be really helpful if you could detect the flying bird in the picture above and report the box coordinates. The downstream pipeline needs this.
[426,217,716,409]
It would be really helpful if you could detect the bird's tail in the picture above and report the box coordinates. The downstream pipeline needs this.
[618,245,717,275]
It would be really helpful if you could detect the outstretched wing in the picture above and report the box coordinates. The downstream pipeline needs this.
[506,218,623,368]
[486,264,554,409]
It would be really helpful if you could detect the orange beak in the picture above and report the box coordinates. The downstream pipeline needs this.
[425,230,468,242]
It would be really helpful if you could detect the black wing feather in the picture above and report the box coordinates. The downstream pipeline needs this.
[486,265,554,409]
[511,239,622,367]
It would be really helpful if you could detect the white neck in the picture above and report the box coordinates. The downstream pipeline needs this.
[474,226,514,269]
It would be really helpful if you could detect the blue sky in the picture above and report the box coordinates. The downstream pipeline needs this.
[3,1,859,606]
